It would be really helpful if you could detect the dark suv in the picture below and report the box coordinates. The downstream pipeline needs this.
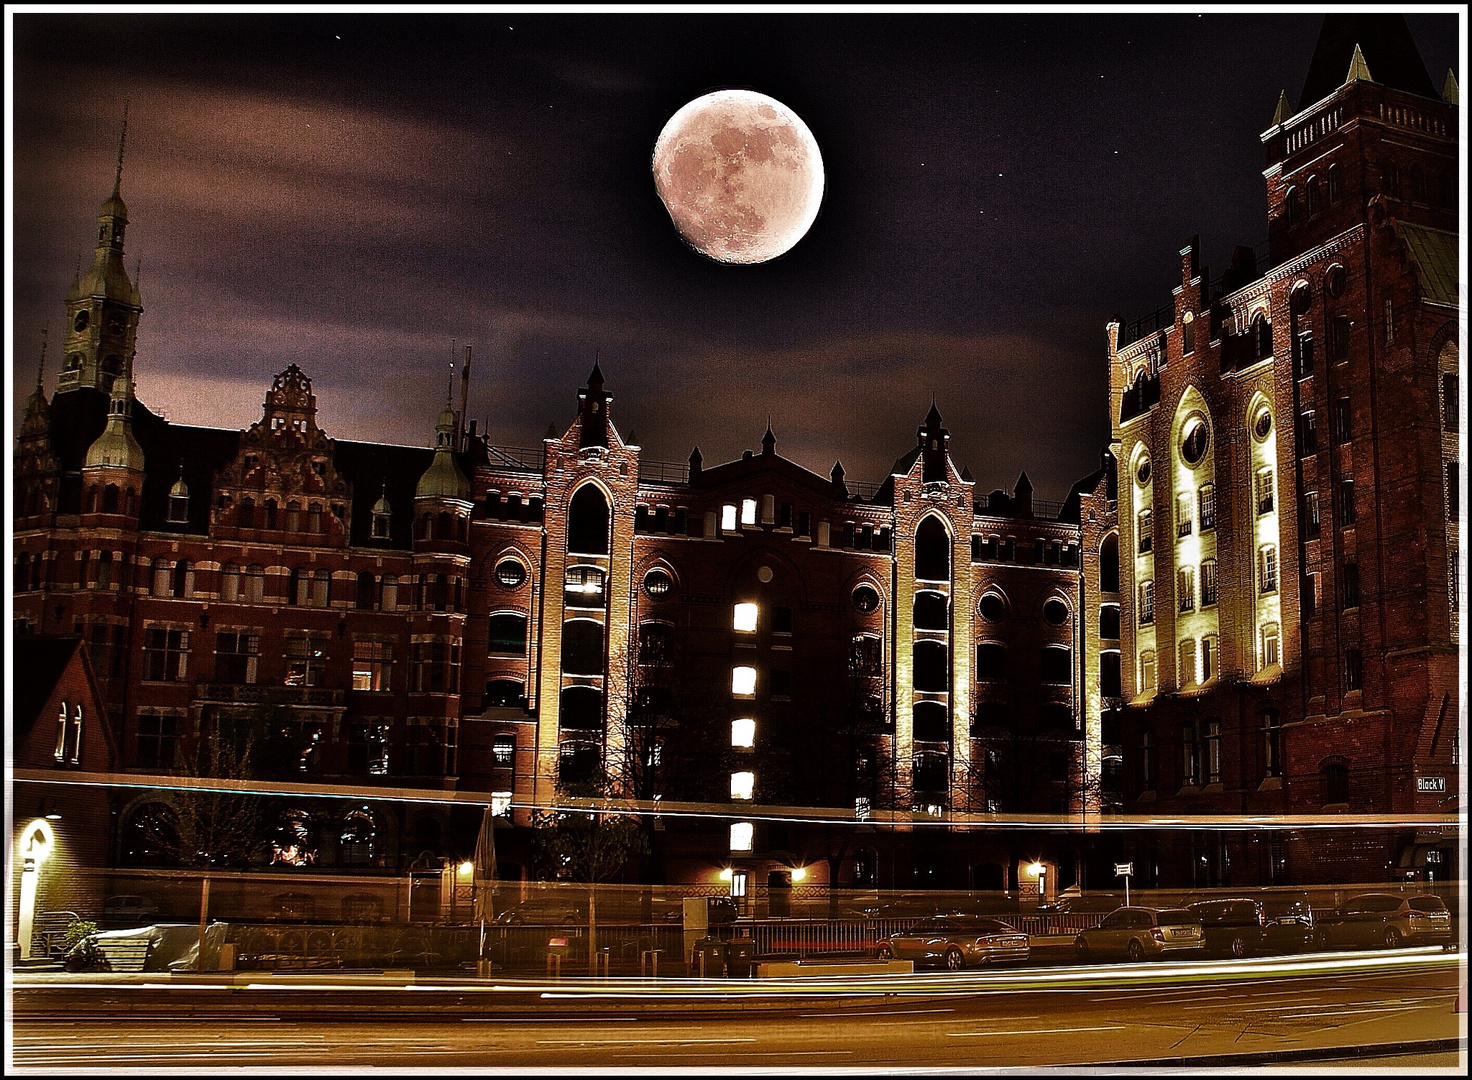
[1187,898,1269,958]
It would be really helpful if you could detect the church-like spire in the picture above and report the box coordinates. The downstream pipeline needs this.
[83,372,145,473]
[918,399,951,484]
[1271,89,1292,126]
[1345,43,1373,85]
[1444,68,1460,105]
[761,418,776,456]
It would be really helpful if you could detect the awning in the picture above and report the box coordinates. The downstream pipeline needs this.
[1250,663,1282,685]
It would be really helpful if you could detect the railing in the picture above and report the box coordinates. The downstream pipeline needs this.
[639,459,691,486]
[484,444,544,471]
[198,684,345,706]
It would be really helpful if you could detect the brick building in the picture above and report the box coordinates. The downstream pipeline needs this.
[10,14,1461,905]
[1102,15,1461,888]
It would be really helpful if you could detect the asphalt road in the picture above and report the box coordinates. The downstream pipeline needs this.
[10,949,1466,1072]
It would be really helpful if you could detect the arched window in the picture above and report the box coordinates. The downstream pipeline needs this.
[243,564,265,603]
[567,485,610,555]
[913,639,948,692]
[171,560,192,598]
[914,516,950,581]
[1100,533,1119,592]
[97,550,114,589]
[912,590,949,630]
[286,501,301,532]
[1100,604,1121,638]
[263,499,278,530]
[437,510,453,540]
[380,574,398,611]
[220,563,240,603]
[102,485,120,514]
[356,572,376,610]
[1253,313,1272,360]
[238,497,255,528]
[560,686,603,730]
[912,701,950,742]
[310,568,330,607]
[561,619,605,675]
[912,751,949,795]
[1326,163,1341,204]
[488,613,528,654]
[287,567,303,605]
[338,808,379,867]
[1305,175,1320,216]
[1040,645,1072,684]
[1284,186,1299,225]
[485,679,525,708]
[558,740,601,786]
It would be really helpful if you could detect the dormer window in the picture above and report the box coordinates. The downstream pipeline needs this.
[372,506,392,539]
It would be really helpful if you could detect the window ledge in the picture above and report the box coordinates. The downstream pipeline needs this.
[1258,776,1283,791]
[1321,802,1350,812]
[1137,790,1157,802]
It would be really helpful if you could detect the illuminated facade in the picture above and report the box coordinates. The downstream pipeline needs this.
[1103,19,1461,886]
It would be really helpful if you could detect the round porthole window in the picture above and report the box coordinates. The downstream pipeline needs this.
[1253,407,1273,441]
[1043,598,1069,626]
[495,559,526,589]
[1135,457,1152,486]
[643,568,672,599]
[978,593,1006,621]
[852,584,880,613]
[1181,417,1210,466]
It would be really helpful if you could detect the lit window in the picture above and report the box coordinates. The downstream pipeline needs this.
[1176,493,1193,537]
[1178,566,1195,612]
[731,666,756,697]
[731,718,755,748]
[1259,546,1279,593]
[1140,650,1157,690]
[733,603,758,632]
[721,504,737,532]
[741,498,757,525]
[729,822,754,852]
[1261,623,1281,669]
[731,771,754,800]
[490,791,513,817]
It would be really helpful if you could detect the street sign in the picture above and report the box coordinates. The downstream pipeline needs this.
[1114,862,1134,876]
[1417,776,1446,793]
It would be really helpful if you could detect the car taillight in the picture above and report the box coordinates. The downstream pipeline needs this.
[1151,928,1165,942]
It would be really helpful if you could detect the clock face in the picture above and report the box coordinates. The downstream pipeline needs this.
[73,309,90,333]
[106,312,125,334]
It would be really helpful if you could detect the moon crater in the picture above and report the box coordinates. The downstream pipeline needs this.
[652,89,824,264]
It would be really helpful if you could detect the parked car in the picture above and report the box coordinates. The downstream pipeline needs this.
[877,916,1030,970]
[1258,891,1317,954]
[1073,906,1204,962]
[1038,893,1123,916]
[1316,893,1454,950]
[490,902,585,926]
[101,895,158,927]
[1187,898,1270,957]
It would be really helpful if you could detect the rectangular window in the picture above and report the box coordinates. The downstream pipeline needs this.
[1139,580,1155,625]
[1261,623,1281,669]
[285,632,329,687]
[1333,396,1352,444]
[1341,562,1361,609]
[772,606,793,634]
[729,822,754,852]
[1298,411,1318,456]
[1178,566,1195,612]
[1345,648,1364,692]
[1180,720,1199,785]
[136,712,181,769]
[1302,491,1321,539]
[740,498,757,526]
[1263,711,1282,778]
[1444,372,1460,432]
[1339,479,1356,526]
[1176,493,1193,537]
[1199,484,1216,530]
[1329,314,1350,363]
[347,722,390,775]
[1256,467,1275,515]
[411,639,460,694]
[1448,461,1460,518]
[1140,650,1157,691]
[1201,635,1216,682]
[351,640,393,691]
[492,734,516,767]
[1295,330,1315,378]
[721,504,738,532]
[778,501,793,528]
[733,602,758,632]
[213,631,259,684]
[1140,730,1156,790]
[769,669,791,698]
[730,771,754,800]
[142,628,189,682]
[731,717,756,748]
[1203,718,1222,784]
[850,634,882,676]
[1304,571,1321,618]
[1197,559,1216,607]
[1137,509,1152,553]
[1179,639,1197,687]
[731,666,756,698]
[1101,650,1122,697]
[1259,546,1278,593]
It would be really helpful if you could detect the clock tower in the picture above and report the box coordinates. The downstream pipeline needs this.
[55,111,142,398]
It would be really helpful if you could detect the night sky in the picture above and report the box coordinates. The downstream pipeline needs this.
[9,11,1460,501]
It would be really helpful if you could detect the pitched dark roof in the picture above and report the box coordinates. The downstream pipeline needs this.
[1299,14,1437,110]
[12,635,83,742]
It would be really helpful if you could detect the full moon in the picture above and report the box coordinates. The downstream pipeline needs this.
[652,89,824,265]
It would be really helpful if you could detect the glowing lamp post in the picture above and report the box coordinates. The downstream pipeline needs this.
[1029,861,1047,905]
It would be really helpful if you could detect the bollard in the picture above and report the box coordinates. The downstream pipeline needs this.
[640,948,662,978]
[546,952,562,979]
[596,948,611,979]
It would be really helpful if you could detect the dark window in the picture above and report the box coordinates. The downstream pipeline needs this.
[1324,760,1349,804]
[1341,563,1360,609]
[978,592,1005,621]
[1444,372,1460,432]
[1201,559,1219,607]
[1040,646,1071,684]
[143,628,189,682]
[1339,479,1356,526]
[1448,462,1460,518]
[561,619,604,675]
[914,517,951,581]
[1302,492,1321,538]
[912,752,948,794]
[484,679,525,708]
[1253,314,1272,360]
[772,606,793,634]
[488,613,528,654]
[1332,397,1352,444]
[769,669,792,699]
[1042,598,1069,626]
[1329,315,1349,363]
[914,640,948,692]
[1263,710,1282,778]
[136,714,181,769]
[637,621,673,666]
[213,631,258,684]
[1345,648,1364,692]
[355,572,376,610]
[1298,411,1318,455]
[567,485,609,555]
[1140,730,1156,790]
[912,701,949,742]
[558,740,600,785]
[1138,580,1155,625]
[850,634,882,676]
[976,642,1006,680]
[560,685,603,731]
[913,591,948,630]
[1101,651,1122,698]
[1100,533,1120,592]
[852,585,880,613]
[1099,605,1121,639]
[1295,331,1315,378]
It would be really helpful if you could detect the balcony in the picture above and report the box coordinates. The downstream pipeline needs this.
[198,683,345,707]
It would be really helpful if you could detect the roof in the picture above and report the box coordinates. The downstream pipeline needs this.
[1394,222,1459,307]
[1298,14,1438,110]
[12,635,84,743]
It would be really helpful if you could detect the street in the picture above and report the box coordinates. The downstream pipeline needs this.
[11,948,1465,1071]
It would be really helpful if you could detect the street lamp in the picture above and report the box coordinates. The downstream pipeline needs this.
[1029,861,1047,905]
